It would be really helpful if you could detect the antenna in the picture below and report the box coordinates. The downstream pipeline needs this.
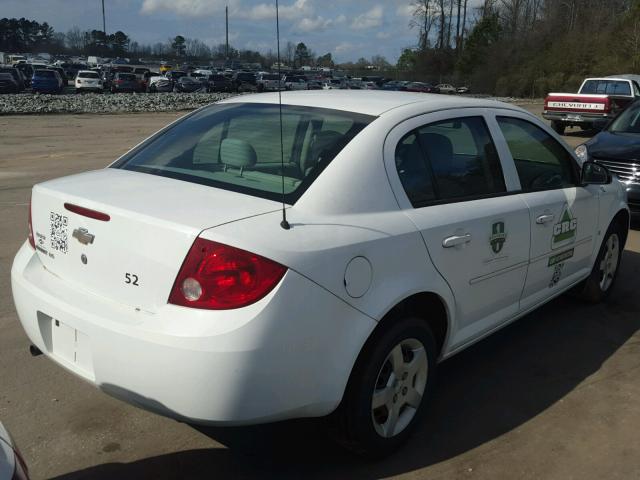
[276,0,290,230]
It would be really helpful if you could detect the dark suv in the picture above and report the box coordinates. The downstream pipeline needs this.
[110,72,141,93]
[231,72,257,92]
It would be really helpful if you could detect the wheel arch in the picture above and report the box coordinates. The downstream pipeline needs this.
[612,208,630,248]
[364,291,452,361]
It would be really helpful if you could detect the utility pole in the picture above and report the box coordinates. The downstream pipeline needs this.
[225,5,229,63]
[101,0,106,35]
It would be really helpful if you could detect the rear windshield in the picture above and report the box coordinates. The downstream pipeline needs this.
[78,72,99,78]
[114,67,133,73]
[134,68,149,74]
[581,80,631,96]
[117,73,136,80]
[113,103,375,204]
[262,74,280,80]
[211,75,226,80]
[34,70,55,78]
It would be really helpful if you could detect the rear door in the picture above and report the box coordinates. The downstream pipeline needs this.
[385,109,531,348]
[492,113,599,310]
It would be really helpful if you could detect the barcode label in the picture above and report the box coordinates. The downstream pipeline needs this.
[50,212,69,254]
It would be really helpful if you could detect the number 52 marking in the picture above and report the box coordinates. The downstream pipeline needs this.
[125,273,139,286]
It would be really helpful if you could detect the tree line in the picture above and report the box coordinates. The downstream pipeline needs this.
[405,0,640,96]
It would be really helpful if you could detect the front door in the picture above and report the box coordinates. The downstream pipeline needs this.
[494,115,599,310]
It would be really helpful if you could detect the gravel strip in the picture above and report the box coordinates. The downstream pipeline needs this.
[0,92,238,115]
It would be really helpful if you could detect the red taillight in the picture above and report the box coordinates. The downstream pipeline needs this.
[27,199,35,249]
[169,238,287,310]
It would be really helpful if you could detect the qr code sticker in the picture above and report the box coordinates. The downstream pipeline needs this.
[50,212,69,254]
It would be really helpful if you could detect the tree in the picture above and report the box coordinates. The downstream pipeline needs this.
[111,31,129,57]
[317,52,334,68]
[294,42,311,67]
[410,0,437,50]
[172,35,186,57]
[397,48,418,70]
[65,26,86,51]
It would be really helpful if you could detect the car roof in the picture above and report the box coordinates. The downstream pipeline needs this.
[219,90,522,117]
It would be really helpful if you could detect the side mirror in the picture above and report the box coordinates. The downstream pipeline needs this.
[581,161,612,185]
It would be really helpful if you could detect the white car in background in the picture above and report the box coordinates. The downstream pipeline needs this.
[0,422,29,480]
[74,70,103,93]
[12,91,629,456]
[436,83,457,94]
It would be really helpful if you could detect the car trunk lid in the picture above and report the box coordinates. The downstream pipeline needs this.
[30,168,281,312]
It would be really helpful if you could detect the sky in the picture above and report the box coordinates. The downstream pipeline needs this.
[0,0,477,62]
[0,0,480,63]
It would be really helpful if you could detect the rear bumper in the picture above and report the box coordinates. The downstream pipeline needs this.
[542,111,613,125]
[11,243,375,425]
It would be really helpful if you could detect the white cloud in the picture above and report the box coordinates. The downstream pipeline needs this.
[351,5,383,30]
[140,0,235,16]
[243,0,314,21]
[376,31,391,39]
[334,41,355,53]
[296,16,333,32]
[396,4,414,18]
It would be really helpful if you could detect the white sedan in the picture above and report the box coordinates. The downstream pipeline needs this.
[12,91,629,456]
[74,70,103,93]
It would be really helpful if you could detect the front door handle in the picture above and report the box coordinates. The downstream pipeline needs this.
[536,214,555,224]
[442,233,472,248]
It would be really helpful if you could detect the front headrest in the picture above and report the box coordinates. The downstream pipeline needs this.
[220,138,257,169]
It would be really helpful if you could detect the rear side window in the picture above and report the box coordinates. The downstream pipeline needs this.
[581,80,631,96]
[396,117,506,206]
[114,103,374,204]
[497,116,577,191]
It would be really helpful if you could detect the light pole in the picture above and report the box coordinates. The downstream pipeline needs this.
[101,0,106,35]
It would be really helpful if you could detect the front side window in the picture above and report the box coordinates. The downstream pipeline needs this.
[395,116,506,206]
[497,116,578,191]
[113,103,374,204]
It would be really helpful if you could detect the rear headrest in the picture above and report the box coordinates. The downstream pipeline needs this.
[419,133,453,170]
[220,138,257,169]
[303,130,343,176]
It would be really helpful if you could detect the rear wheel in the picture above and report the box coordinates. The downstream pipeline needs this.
[576,222,624,303]
[551,120,566,135]
[329,316,437,457]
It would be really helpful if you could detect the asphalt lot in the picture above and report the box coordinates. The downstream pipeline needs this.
[1,104,639,480]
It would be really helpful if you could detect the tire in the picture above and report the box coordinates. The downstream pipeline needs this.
[328,316,437,457]
[575,221,624,303]
[550,120,566,135]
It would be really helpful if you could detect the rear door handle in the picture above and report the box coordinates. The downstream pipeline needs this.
[442,233,472,248]
[536,214,555,224]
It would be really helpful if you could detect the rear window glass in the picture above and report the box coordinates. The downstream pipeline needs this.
[35,70,55,78]
[581,80,631,96]
[78,72,99,78]
[117,73,136,80]
[262,74,280,80]
[113,103,374,204]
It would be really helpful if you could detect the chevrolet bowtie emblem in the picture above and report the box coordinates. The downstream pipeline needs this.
[72,228,95,245]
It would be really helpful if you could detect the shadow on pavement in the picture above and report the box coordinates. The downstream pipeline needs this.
[52,250,640,480]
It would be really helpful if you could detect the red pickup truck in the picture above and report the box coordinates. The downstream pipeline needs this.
[543,76,640,134]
